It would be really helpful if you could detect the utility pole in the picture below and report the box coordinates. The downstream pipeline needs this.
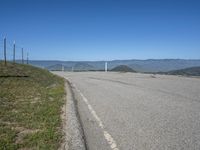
[4,37,6,66]
[13,41,15,63]
[105,62,108,72]
[26,52,29,64]
[22,48,24,64]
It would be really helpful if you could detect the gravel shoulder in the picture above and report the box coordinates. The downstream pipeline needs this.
[52,72,87,150]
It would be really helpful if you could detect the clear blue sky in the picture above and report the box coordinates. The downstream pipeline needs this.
[0,0,200,61]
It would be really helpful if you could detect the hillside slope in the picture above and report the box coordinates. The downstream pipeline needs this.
[111,65,136,72]
[167,66,200,76]
[0,62,65,149]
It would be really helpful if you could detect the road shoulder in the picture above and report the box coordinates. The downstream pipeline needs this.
[60,80,86,150]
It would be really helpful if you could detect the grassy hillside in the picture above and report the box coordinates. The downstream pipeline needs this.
[0,62,65,149]
[111,65,136,72]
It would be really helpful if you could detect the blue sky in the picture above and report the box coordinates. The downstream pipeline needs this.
[0,0,200,61]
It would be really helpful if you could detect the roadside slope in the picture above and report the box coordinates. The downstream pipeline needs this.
[0,62,65,149]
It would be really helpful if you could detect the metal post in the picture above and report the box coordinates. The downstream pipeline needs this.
[13,41,15,63]
[4,37,6,65]
[22,48,24,64]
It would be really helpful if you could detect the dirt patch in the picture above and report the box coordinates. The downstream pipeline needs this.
[47,83,57,89]
[18,148,33,150]
[30,97,40,104]
[14,127,40,144]
[0,120,17,126]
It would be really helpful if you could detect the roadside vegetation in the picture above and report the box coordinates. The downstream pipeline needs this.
[0,62,65,149]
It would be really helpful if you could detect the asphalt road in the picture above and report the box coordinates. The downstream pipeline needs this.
[55,72,200,150]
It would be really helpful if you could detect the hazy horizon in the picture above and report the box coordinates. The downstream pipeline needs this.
[27,58,200,62]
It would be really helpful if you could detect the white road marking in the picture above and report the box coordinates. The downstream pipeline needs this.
[72,83,120,150]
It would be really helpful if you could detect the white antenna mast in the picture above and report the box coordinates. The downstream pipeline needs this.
[105,62,108,72]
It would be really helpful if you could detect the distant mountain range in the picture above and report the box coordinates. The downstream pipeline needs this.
[27,59,200,72]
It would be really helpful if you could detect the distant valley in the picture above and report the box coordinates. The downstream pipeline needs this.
[28,59,200,73]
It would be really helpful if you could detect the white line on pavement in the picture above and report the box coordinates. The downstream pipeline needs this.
[72,83,120,150]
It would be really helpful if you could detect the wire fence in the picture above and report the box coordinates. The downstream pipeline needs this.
[0,36,29,65]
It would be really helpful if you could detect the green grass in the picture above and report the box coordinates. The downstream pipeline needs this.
[0,62,65,150]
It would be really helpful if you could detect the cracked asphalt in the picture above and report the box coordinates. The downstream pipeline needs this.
[55,72,200,150]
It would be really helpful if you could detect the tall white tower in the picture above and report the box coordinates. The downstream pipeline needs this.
[105,62,108,72]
